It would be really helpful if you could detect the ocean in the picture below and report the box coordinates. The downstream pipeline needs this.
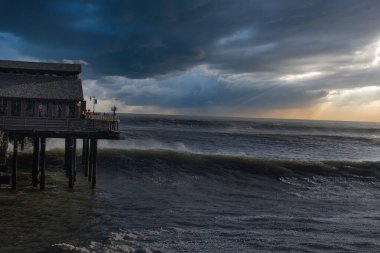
[1,114,380,252]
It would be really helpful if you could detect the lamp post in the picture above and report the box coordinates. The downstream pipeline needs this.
[76,101,81,118]
[89,96,97,114]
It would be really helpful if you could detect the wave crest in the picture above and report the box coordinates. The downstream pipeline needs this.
[97,149,380,179]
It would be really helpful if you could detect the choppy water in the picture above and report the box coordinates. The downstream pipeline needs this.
[1,114,380,252]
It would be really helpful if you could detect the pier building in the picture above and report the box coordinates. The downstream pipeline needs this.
[0,60,121,190]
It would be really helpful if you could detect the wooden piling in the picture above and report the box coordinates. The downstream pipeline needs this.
[32,137,40,187]
[88,139,93,182]
[12,136,18,190]
[91,139,97,188]
[20,138,25,151]
[82,138,86,165]
[68,138,74,188]
[40,137,46,190]
[83,138,89,177]
[73,138,77,182]
[64,137,69,177]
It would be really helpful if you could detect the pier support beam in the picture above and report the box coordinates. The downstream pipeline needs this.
[39,137,46,190]
[12,136,18,190]
[68,138,74,188]
[82,138,86,166]
[32,137,40,187]
[83,138,89,177]
[88,139,93,182]
[73,138,77,183]
[91,139,98,188]
[65,137,69,178]
[20,138,25,151]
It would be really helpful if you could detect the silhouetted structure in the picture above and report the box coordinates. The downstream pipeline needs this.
[0,60,121,190]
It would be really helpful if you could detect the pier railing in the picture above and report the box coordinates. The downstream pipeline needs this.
[0,116,119,132]
[91,113,120,122]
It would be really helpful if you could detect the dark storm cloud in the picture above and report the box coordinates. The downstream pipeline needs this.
[1,0,379,78]
[1,0,380,115]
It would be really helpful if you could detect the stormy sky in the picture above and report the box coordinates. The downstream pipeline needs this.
[1,0,380,121]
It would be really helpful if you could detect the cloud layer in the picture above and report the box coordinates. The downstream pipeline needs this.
[1,0,380,119]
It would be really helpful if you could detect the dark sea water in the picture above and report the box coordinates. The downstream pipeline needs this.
[1,114,380,252]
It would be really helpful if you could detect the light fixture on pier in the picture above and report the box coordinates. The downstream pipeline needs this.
[89,96,97,113]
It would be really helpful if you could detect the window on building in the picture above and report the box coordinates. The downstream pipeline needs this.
[0,99,7,116]
[38,102,48,117]
[52,103,63,118]
[25,101,35,117]
[11,100,21,116]
[67,104,76,118]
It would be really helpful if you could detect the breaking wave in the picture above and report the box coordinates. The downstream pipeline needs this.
[95,148,380,179]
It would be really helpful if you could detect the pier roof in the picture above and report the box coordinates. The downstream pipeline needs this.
[0,73,83,100]
[0,60,83,100]
[0,60,81,75]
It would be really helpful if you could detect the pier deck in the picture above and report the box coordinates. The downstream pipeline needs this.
[0,116,122,139]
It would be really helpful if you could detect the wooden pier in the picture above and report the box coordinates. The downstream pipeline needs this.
[0,60,122,190]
